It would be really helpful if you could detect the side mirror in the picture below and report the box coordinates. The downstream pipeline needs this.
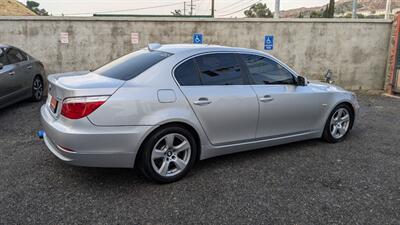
[297,76,307,86]
[325,69,334,84]
[0,63,3,70]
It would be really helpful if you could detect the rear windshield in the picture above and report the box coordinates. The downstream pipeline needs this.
[95,49,172,81]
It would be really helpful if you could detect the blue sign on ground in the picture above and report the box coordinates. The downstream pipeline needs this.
[264,35,274,50]
[193,33,203,44]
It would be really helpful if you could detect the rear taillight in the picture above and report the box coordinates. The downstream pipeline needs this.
[61,96,109,120]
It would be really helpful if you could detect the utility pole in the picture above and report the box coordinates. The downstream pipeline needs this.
[274,0,280,18]
[211,0,215,18]
[190,0,194,16]
[385,0,392,19]
[184,2,187,16]
[352,0,357,19]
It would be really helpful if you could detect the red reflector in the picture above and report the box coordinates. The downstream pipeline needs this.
[57,145,77,153]
[61,96,109,120]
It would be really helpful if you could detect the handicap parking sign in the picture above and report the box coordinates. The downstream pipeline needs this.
[193,33,203,44]
[264,35,274,50]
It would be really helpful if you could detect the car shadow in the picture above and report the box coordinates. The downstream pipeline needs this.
[64,138,327,186]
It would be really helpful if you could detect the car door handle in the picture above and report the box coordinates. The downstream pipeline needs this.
[8,71,15,76]
[193,98,212,106]
[27,65,33,69]
[259,95,274,102]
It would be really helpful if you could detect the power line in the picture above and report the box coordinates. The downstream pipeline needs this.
[219,0,249,12]
[63,1,187,16]
[218,0,258,13]
[219,0,262,17]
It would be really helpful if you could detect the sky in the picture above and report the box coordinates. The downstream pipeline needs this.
[18,0,330,17]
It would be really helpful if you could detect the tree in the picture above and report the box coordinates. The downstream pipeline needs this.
[26,1,49,16]
[328,0,335,18]
[297,12,304,18]
[26,1,39,9]
[322,0,335,18]
[310,10,323,18]
[244,3,273,18]
[171,9,183,16]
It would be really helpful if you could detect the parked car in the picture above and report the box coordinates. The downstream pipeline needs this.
[40,44,359,183]
[0,44,45,109]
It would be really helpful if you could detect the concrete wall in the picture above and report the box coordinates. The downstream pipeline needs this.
[0,16,393,90]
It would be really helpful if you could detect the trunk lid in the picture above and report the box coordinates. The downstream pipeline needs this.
[46,71,125,116]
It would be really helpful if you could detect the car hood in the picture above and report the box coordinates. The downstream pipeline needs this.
[307,80,347,93]
[47,71,125,100]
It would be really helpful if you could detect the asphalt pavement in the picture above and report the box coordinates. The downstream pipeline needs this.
[0,93,399,225]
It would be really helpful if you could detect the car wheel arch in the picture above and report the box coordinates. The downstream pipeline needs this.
[33,74,44,84]
[326,101,356,130]
[134,121,202,169]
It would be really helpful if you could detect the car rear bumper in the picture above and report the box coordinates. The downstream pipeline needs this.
[40,105,154,168]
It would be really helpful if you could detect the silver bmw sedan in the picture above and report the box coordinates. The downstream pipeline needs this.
[40,44,359,183]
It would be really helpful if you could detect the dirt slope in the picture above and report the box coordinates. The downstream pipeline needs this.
[0,0,36,16]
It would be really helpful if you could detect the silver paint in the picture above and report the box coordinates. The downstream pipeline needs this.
[40,44,360,168]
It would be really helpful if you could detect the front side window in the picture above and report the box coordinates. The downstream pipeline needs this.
[241,54,295,85]
[174,59,201,86]
[6,48,26,64]
[0,48,9,66]
[95,49,172,81]
[195,53,244,85]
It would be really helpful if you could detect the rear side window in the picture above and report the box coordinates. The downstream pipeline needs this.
[6,48,26,64]
[241,54,295,85]
[196,53,244,85]
[0,48,9,66]
[95,50,172,81]
[174,59,201,86]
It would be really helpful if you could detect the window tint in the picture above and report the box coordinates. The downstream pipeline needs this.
[95,50,172,81]
[7,48,26,64]
[196,53,244,85]
[241,54,295,85]
[0,48,9,66]
[19,50,28,61]
[174,59,201,86]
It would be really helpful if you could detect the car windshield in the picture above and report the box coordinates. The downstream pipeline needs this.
[95,49,172,81]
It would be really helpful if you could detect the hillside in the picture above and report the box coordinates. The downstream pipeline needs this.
[0,0,36,16]
[281,0,400,18]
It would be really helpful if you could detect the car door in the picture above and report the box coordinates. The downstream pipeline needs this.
[0,48,17,100]
[16,49,34,88]
[174,53,259,145]
[239,53,327,139]
[5,48,31,95]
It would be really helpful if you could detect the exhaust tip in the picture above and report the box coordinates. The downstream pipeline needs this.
[37,130,45,139]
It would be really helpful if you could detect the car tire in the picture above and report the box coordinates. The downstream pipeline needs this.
[138,126,197,183]
[322,103,354,143]
[31,76,43,102]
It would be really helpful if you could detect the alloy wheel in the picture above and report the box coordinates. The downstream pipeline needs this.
[33,78,43,100]
[330,108,350,139]
[151,133,191,177]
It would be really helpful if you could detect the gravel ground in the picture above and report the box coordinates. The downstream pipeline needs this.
[0,93,399,225]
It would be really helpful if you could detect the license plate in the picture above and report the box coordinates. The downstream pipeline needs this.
[50,96,58,113]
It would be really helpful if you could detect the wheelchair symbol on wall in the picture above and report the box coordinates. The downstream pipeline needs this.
[264,35,274,50]
[193,33,203,44]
